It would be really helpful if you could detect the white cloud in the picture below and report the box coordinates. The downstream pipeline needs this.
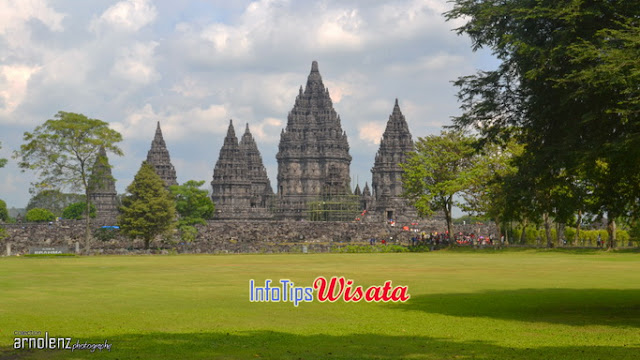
[111,41,160,85]
[250,117,283,144]
[358,121,386,145]
[112,103,231,141]
[387,52,465,73]
[91,0,157,33]
[171,77,212,99]
[316,9,364,50]
[0,65,41,116]
[0,0,65,37]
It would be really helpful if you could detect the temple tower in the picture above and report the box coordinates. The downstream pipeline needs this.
[370,99,417,221]
[239,124,274,210]
[276,61,352,219]
[146,122,178,187]
[88,146,119,222]
[211,120,252,219]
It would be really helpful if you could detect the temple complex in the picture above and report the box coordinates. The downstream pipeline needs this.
[146,122,178,187]
[111,61,420,223]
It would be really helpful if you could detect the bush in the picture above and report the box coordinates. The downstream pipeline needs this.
[178,225,198,243]
[93,227,119,242]
[564,227,577,243]
[616,229,630,244]
[62,202,96,220]
[25,208,55,222]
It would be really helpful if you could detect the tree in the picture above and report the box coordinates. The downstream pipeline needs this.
[25,208,56,222]
[14,111,123,252]
[170,180,215,225]
[0,141,7,169]
[402,130,476,242]
[445,1,640,249]
[119,162,176,249]
[461,140,523,242]
[169,180,215,242]
[62,202,96,220]
[0,199,8,222]
[26,189,85,217]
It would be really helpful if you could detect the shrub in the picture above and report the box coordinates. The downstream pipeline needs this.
[93,227,119,242]
[178,225,198,243]
[62,202,96,220]
[25,208,55,222]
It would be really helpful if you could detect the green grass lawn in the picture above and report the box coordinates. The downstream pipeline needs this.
[1,250,639,359]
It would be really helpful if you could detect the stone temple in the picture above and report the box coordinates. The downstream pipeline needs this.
[146,122,178,187]
[88,146,119,222]
[276,61,352,219]
[369,99,417,222]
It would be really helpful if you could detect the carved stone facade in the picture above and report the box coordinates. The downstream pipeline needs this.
[368,99,417,222]
[276,61,352,219]
[88,147,119,222]
[146,122,178,187]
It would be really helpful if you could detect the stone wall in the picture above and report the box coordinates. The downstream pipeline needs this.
[1,219,496,256]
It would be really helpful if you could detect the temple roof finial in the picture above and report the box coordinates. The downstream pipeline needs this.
[311,60,319,72]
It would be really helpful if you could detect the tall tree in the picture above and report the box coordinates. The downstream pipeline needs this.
[14,111,123,251]
[445,1,640,248]
[402,130,476,241]
[119,162,176,249]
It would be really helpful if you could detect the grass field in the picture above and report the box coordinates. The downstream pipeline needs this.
[1,250,639,359]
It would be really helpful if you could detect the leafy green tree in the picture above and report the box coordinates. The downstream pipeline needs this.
[402,131,476,241]
[25,208,56,222]
[119,162,176,249]
[0,199,8,222]
[461,140,523,242]
[170,180,214,225]
[169,180,214,243]
[0,141,7,169]
[62,202,96,220]
[26,189,85,217]
[14,111,123,251]
[445,1,640,248]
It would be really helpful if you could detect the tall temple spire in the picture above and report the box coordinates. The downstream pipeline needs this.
[211,120,252,219]
[370,99,416,221]
[146,122,178,187]
[240,123,274,210]
[89,146,118,221]
[276,61,352,219]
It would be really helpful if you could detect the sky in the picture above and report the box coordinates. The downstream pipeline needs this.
[0,0,497,209]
